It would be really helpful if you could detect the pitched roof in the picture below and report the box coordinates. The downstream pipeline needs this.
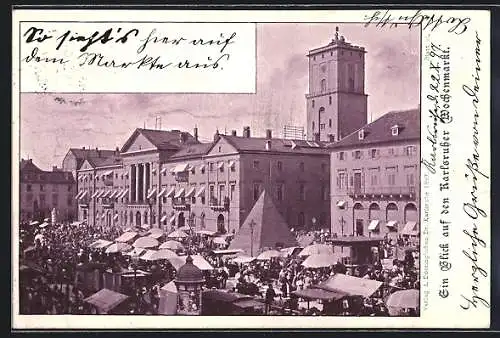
[121,128,200,152]
[20,160,75,184]
[85,156,123,168]
[328,108,420,150]
[169,143,213,160]
[20,159,43,173]
[228,190,298,256]
[69,148,118,160]
[218,135,330,155]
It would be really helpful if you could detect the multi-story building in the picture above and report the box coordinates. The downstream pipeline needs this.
[75,127,331,234]
[329,108,420,239]
[62,147,120,220]
[306,27,368,143]
[76,128,200,228]
[158,127,331,234]
[19,159,76,222]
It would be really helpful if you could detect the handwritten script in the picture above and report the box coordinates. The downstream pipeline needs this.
[22,25,238,72]
[363,9,470,34]
[460,31,490,311]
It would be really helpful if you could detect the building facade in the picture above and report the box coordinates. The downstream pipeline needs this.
[20,159,76,222]
[158,128,331,234]
[329,109,420,239]
[62,147,119,220]
[306,27,368,142]
[75,127,331,234]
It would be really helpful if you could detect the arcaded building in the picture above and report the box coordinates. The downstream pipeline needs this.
[328,109,420,239]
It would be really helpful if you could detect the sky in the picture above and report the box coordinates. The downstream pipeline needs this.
[20,23,420,170]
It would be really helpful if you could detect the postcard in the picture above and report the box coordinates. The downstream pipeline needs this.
[11,8,491,329]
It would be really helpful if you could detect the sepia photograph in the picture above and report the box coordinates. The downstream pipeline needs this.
[19,22,421,318]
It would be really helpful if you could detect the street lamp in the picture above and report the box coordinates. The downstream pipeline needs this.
[249,219,256,257]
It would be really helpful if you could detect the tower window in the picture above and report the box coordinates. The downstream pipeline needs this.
[319,107,325,114]
[330,51,333,56]
[320,79,326,92]
[329,96,332,105]
[322,53,324,59]
[312,100,315,108]
[329,119,332,128]
[348,64,355,91]
[312,121,315,130]
[313,56,316,61]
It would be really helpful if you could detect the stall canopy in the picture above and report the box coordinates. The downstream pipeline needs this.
[318,274,383,298]
[196,229,216,236]
[83,288,129,313]
[170,255,214,271]
[231,255,255,264]
[29,221,40,226]
[159,240,185,251]
[228,190,298,255]
[140,249,158,261]
[385,289,419,309]
[115,231,137,243]
[151,249,178,261]
[91,239,114,249]
[105,242,132,254]
[133,236,159,249]
[301,253,344,268]
[401,222,419,236]
[280,246,303,257]
[212,249,244,256]
[167,229,189,239]
[297,233,315,247]
[298,244,333,257]
[293,287,347,301]
[125,247,145,257]
[148,228,165,239]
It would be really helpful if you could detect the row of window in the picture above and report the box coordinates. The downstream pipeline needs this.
[253,160,328,174]
[311,98,333,109]
[312,118,333,131]
[337,146,417,160]
[252,182,329,202]
[312,50,362,61]
[25,184,73,192]
[336,172,415,189]
[24,194,73,207]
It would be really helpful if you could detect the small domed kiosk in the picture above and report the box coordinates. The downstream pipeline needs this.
[174,255,205,315]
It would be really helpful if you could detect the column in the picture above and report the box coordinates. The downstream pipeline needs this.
[143,163,148,201]
[130,165,135,202]
[135,164,140,202]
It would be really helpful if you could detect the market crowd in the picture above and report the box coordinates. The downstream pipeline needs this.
[19,222,419,316]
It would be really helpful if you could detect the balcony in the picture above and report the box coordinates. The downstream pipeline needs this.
[209,196,229,212]
[173,198,190,211]
[174,172,189,182]
[101,198,114,209]
[78,197,90,208]
[347,186,417,199]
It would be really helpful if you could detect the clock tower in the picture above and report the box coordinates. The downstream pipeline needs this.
[306,27,368,142]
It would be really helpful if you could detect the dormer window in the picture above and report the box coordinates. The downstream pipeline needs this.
[358,129,365,140]
[391,125,400,136]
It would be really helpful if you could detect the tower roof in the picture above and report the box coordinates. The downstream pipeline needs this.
[228,190,298,256]
[308,26,366,56]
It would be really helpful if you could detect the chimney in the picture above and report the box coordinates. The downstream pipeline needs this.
[194,127,199,141]
[265,140,272,151]
[179,132,188,144]
[214,129,220,142]
[266,129,272,139]
[82,146,85,150]
[243,126,251,138]
[231,130,237,136]
[115,146,119,155]
[328,134,335,143]
[314,133,320,142]
[52,166,57,171]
